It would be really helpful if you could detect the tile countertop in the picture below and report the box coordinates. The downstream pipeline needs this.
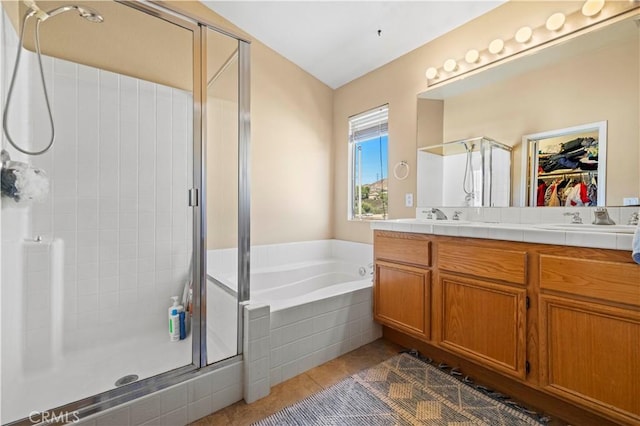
[370,218,637,252]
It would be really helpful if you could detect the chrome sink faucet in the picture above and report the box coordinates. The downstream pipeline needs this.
[563,211,582,224]
[431,208,448,220]
[592,207,615,225]
[452,211,463,221]
[628,212,639,226]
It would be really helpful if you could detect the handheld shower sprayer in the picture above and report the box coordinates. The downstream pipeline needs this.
[462,141,475,206]
[2,1,103,156]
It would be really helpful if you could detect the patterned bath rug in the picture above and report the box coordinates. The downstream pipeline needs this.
[253,353,544,425]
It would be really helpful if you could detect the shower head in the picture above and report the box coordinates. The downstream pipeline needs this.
[43,5,104,23]
[76,6,104,23]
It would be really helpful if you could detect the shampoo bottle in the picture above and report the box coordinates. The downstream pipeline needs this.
[168,296,182,342]
[179,311,186,340]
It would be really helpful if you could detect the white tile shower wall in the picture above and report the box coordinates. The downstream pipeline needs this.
[6,52,194,350]
[269,287,382,387]
[2,7,42,386]
[77,360,243,426]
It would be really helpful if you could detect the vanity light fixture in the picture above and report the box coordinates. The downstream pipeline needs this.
[443,58,458,72]
[488,38,504,54]
[423,0,633,87]
[546,12,566,31]
[582,0,605,17]
[515,26,533,43]
[425,67,438,80]
[465,49,480,64]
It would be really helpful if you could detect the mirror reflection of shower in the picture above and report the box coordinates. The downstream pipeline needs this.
[417,137,512,208]
[462,142,475,206]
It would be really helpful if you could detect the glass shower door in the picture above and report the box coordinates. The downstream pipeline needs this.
[0,1,198,422]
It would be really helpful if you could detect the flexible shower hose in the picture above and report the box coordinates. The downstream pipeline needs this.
[2,10,55,156]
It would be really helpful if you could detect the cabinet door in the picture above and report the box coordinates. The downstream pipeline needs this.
[439,274,527,379]
[540,295,640,424]
[374,261,430,339]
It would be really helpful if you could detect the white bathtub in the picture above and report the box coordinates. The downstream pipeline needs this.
[207,240,374,312]
[235,259,372,311]
[207,239,382,388]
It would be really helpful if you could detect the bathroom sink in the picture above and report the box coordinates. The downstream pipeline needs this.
[534,223,637,234]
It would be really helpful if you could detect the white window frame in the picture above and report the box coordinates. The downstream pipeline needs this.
[347,104,389,221]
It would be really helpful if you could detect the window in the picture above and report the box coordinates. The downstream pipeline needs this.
[348,105,388,220]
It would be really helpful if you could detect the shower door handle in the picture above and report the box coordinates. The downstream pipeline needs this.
[188,188,199,207]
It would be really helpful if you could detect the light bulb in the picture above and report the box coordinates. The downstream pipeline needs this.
[488,38,504,54]
[425,67,438,80]
[515,26,533,43]
[443,59,457,72]
[546,12,566,31]
[582,0,605,17]
[465,49,479,64]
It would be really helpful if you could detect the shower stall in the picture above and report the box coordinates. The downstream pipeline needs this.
[0,1,250,424]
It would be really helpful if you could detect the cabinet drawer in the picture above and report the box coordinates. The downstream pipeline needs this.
[439,242,527,285]
[374,231,431,267]
[540,254,640,307]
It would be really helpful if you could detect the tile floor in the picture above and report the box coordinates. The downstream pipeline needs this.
[189,338,565,426]
[189,338,402,425]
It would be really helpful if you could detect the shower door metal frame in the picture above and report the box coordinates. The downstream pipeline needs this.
[5,1,251,424]
[198,23,252,365]
[236,39,251,352]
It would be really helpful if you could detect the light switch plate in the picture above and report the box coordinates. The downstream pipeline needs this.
[405,193,413,207]
[623,197,639,206]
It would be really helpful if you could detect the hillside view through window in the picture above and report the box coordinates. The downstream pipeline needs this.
[349,105,388,220]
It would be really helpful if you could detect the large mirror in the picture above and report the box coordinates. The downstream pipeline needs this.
[416,10,639,207]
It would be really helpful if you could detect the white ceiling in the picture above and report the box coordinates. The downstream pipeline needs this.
[202,1,506,89]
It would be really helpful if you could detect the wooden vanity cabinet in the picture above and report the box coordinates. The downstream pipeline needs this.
[373,231,431,340]
[374,230,640,425]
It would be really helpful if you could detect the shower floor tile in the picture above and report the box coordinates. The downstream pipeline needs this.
[2,328,192,424]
